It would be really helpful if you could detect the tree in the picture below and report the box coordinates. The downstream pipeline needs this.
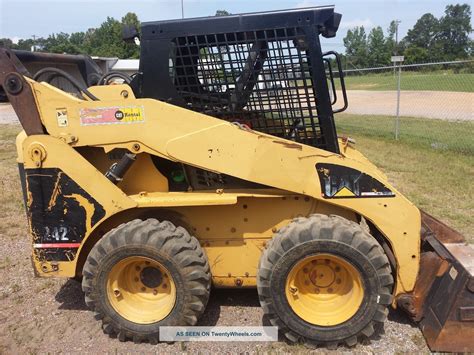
[0,12,143,58]
[215,10,231,16]
[85,16,128,57]
[121,12,141,58]
[343,26,368,67]
[403,13,441,62]
[367,26,390,66]
[438,4,472,59]
[402,4,472,62]
[405,13,439,49]
[43,32,82,54]
[70,32,86,48]
[386,20,400,56]
[404,46,429,64]
[15,38,36,51]
[0,38,15,48]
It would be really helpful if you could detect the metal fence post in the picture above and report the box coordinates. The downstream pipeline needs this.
[395,62,401,140]
[391,55,404,140]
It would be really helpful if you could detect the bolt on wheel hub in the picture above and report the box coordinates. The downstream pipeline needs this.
[140,266,163,289]
[309,263,336,288]
[106,256,176,324]
[285,254,364,326]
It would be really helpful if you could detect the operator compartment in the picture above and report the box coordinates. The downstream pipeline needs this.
[137,6,347,153]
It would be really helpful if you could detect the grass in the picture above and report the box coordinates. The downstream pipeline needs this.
[335,113,474,155]
[336,114,474,241]
[334,71,474,92]
[0,125,25,239]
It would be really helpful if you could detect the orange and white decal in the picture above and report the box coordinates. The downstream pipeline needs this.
[80,106,145,126]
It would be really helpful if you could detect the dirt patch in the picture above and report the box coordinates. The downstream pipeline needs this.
[0,257,429,354]
[340,90,474,121]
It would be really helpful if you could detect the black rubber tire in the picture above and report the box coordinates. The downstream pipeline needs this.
[257,214,394,348]
[81,219,211,343]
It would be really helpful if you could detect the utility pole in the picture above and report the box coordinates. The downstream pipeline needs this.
[394,20,401,55]
[393,20,401,75]
[181,0,184,19]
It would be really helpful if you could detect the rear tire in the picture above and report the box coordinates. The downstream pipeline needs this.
[257,214,393,348]
[82,219,211,343]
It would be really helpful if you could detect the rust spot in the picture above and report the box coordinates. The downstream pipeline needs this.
[397,252,444,321]
[421,210,466,243]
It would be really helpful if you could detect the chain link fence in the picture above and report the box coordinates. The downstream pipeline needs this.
[333,60,474,155]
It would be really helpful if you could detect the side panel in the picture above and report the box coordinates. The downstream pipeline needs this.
[168,195,357,287]
[26,168,105,261]
[18,134,137,275]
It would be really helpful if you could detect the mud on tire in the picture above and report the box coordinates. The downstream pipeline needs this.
[257,214,394,348]
[81,219,211,343]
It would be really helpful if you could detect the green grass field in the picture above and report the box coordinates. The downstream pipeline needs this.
[335,114,473,241]
[335,113,474,155]
[334,71,474,92]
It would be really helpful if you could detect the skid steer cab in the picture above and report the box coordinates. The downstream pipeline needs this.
[1,5,472,351]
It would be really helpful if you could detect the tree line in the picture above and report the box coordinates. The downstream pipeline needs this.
[343,3,472,67]
[0,10,233,58]
[0,12,141,58]
[0,5,472,67]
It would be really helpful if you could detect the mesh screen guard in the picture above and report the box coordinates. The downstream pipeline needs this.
[171,28,326,147]
[139,7,342,153]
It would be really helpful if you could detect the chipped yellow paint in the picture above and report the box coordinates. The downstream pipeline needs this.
[25,177,33,210]
[63,193,95,232]
[47,171,63,211]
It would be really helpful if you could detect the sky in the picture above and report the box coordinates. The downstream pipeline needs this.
[0,0,472,52]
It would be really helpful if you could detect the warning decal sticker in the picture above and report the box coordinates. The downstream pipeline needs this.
[80,106,145,126]
[316,163,395,199]
[56,108,69,127]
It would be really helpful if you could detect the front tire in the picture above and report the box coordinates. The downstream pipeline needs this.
[82,219,211,343]
[257,214,393,348]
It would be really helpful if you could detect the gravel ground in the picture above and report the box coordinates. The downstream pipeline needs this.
[0,104,430,353]
[0,253,429,354]
[341,90,473,121]
[0,104,19,124]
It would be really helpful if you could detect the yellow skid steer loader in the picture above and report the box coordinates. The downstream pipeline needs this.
[1,6,472,351]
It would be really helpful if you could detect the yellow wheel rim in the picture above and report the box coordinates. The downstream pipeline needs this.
[285,254,364,326]
[107,256,176,324]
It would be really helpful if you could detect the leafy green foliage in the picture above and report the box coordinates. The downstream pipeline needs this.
[403,46,430,64]
[3,12,141,59]
[344,3,472,66]
[215,10,231,16]
[405,14,440,50]
[367,26,390,66]
[438,4,472,59]
[0,38,15,48]
[343,26,369,67]
[403,4,472,62]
